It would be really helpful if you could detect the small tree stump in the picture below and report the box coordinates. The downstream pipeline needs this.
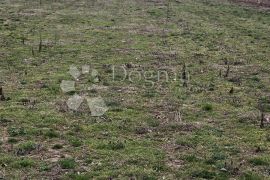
[0,87,5,101]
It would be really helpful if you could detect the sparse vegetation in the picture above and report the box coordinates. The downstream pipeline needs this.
[0,0,269,178]
[249,157,269,166]
[13,158,35,168]
[59,158,76,169]
[202,103,213,111]
[52,144,63,149]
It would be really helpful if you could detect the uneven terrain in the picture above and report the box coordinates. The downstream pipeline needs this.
[0,0,270,179]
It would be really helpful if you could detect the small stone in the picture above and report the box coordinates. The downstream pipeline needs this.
[220,168,227,172]
[125,63,134,68]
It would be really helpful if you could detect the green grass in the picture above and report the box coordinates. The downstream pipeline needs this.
[249,157,269,166]
[16,141,37,155]
[202,103,214,111]
[13,158,35,168]
[59,158,76,169]
[0,0,270,178]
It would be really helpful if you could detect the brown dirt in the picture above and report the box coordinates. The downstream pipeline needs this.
[230,0,270,7]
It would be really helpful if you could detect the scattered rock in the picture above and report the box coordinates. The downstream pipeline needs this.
[135,126,149,134]
[34,80,48,89]
[125,63,134,68]
[55,101,69,113]
[18,98,37,109]
[220,168,227,172]
[48,156,61,163]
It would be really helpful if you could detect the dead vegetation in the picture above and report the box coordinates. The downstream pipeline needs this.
[0,0,269,179]
[230,0,270,7]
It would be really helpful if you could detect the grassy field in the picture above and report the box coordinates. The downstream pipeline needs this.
[0,0,270,179]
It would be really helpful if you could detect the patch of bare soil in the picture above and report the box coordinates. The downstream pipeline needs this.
[230,0,270,8]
